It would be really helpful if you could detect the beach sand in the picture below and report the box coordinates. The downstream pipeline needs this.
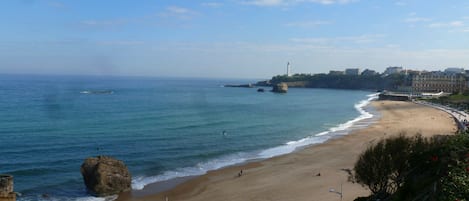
[117,100,458,201]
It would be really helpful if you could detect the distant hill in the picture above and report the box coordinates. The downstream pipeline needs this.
[258,73,411,91]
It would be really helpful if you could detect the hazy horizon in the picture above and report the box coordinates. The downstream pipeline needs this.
[1,0,469,78]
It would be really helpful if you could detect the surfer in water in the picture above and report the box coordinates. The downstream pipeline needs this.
[222,130,227,136]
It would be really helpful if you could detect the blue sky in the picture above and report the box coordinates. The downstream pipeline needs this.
[1,0,469,78]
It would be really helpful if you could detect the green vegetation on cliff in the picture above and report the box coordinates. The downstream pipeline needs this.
[425,91,469,112]
[267,73,410,91]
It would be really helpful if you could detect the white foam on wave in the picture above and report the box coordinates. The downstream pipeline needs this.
[257,93,379,158]
[131,92,379,190]
[75,195,118,201]
[19,195,118,201]
[317,92,378,135]
[132,152,253,190]
[257,135,328,159]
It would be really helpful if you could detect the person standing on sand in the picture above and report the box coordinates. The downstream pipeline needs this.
[238,170,243,177]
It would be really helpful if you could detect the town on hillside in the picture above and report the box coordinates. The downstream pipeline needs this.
[261,66,469,96]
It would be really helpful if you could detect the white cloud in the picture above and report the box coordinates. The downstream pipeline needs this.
[166,6,192,14]
[79,7,197,30]
[242,0,285,6]
[290,37,330,44]
[159,6,197,19]
[395,1,406,6]
[80,19,127,27]
[5,40,469,78]
[285,20,331,28]
[241,0,357,6]
[309,0,358,5]
[143,41,469,77]
[386,44,400,48]
[405,17,431,23]
[48,1,65,8]
[97,41,144,46]
[450,21,464,27]
[202,2,223,7]
[429,21,464,28]
[290,34,385,45]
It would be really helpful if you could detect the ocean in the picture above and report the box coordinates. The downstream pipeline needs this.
[0,74,378,201]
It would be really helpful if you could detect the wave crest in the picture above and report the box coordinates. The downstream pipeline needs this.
[131,92,379,190]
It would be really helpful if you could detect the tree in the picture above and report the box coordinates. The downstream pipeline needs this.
[353,135,429,199]
[354,140,393,198]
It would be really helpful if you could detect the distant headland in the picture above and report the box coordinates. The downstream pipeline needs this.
[226,66,469,94]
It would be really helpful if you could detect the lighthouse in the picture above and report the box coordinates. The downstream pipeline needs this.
[287,62,292,77]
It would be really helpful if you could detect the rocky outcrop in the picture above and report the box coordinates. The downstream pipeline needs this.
[0,175,15,201]
[272,83,288,93]
[283,81,309,88]
[80,156,131,197]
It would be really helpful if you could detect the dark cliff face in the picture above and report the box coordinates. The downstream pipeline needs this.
[272,83,288,93]
[269,74,408,91]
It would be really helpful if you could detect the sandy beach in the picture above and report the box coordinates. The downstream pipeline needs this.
[118,100,458,201]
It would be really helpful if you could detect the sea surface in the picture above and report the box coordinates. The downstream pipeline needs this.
[0,74,378,201]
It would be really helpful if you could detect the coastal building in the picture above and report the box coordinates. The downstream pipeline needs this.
[444,67,465,75]
[412,72,467,93]
[286,62,292,77]
[345,68,360,75]
[384,66,403,75]
[329,70,344,75]
[361,69,378,76]
[405,70,422,76]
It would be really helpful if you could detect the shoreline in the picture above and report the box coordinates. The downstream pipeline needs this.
[120,103,379,199]
[127,93,379,193]
[117,100,457,201]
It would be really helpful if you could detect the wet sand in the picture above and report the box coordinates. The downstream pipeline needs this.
[118,101,457,201]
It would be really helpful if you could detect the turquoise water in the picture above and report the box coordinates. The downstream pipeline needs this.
[0,75,376,201]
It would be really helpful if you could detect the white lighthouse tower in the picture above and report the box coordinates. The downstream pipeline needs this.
[287,62,292,77]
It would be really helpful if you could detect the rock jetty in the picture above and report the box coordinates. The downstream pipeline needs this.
[224,83,254,88]
[272,83,288,93]
[0,175,15,201]
[80,156,131,197]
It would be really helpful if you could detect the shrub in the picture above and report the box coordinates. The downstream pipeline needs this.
[353,134,436,199]
[353,133,469,200]
[354,140,392,198]
[437,134,469,201]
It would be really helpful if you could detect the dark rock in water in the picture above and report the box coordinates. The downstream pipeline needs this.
[224,83,254,88]
[257,88,265,92]
[80,156,131,197]
[272,83,288,93]
[80,90,114,94]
